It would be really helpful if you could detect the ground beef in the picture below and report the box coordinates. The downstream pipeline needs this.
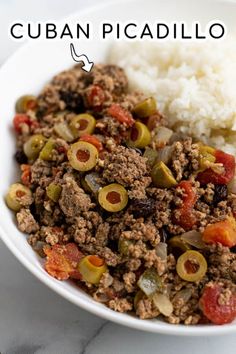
[102,146,148,186]
[30,159,52,185]
[16,208,39,234]
[87,64,128,95]
[128,177,152,200]
[96,116,127,141]
[136,298,160,319]
[206,244,236,282]
[123,272,136,293]
[59,176,94,218]
[171,138,200,181]
[10,63,236,326]
[108,298,133,313]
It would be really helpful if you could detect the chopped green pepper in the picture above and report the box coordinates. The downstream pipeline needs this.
[143,147,158,167]
[137,268,163,296]
[46,183,62,202]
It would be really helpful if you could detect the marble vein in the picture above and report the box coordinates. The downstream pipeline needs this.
[80,321,108,354]
[5,343,43,354]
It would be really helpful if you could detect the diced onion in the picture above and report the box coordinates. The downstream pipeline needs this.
[180,230,206,249]
[152,126,173,148]
[152,293,173,317]
[169,132,184,144]
[84,172,102,194]
[54,122,74,142]
[156,242,167,261]
[156,145,174,165]
[173,288,192,304]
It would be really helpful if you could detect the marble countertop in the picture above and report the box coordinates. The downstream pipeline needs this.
[1,1,236,353]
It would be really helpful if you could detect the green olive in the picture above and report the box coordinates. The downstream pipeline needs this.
[39,138,56,161]
[78,255,107,284]
[15,95,37,113]
[127,122,151,149]
[23,134,46,160]
[151,161,177,188]
[54,122,74,142]
[69,114,96,138]
[98,183,128,212]
[67,141,98,172]
[176,250,207,282]
[168,236,191,259]
[133,97,157,118]
[46,183,62,202]
[5,183,32,212]
[143,147,158,167]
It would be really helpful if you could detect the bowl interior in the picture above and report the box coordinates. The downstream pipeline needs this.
[0,0,236,335]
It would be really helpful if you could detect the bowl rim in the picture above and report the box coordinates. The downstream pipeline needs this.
[1,0,236,336]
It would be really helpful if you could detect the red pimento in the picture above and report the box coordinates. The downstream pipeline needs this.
[80,134,103,152]
[44,243,83,281]
[107,104,135,127]
[57,146,67,155]
[202,217,236,247]
[86,85,105,110]
[197,150,235,185]
[173,181,197,230]
[200,283,236,325]
[21,164,31,186]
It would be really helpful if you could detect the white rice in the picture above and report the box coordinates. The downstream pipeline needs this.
[108,39,236,155]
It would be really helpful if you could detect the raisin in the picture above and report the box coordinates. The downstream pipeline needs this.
[14,150,27,164]
[231,246,236,253]
[130,198,156,218]
[107,239,118,252]
[213,185,228,204]
[132,148,142,155]
[159,227,170,242]
[60,90,84,113]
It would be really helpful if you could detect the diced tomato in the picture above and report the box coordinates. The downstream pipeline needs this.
[107,104,135,127]
[197,150,235,185]
[173,181,197,230]
[13,114,39,134]
[200,283,236,325]
[13,114,31,133]
[86,85,105,110]
[202,217,236,247]
[44,243,83,281]
[21,164,31,186]
[80,134,103,152]
[179,181,197,206]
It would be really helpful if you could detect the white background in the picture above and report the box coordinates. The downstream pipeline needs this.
[1,1,236,353]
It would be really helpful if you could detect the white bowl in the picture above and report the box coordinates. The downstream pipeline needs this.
[0,0,236,336]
